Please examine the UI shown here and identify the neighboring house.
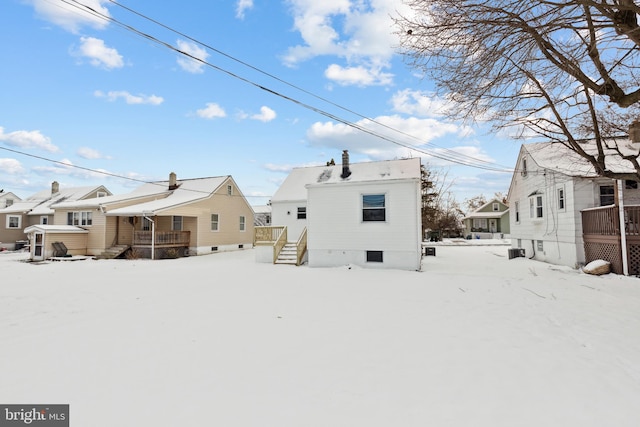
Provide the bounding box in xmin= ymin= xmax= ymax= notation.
xmin=30 ymin=173 xmax=254 ymax=261
xmin=252 ymin=205 xmax=272 ymax=226
xmin=0 ymin=190 xmax=21 ymax=209
xmin=0 ymin=182 xmax=110 ymax=251
xmin=264 ymin=151 xmax=423 ymax=270
xmin=508 ymin=138 xmax=640 ymax=273
xmin=462 ymin=198 xmax=510 ymax=238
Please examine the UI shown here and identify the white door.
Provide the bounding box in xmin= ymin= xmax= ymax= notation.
xmin=489 ymin=219 xmax=497 ymax=233
xmin=33 ymin=232 xmax=44 ymax=261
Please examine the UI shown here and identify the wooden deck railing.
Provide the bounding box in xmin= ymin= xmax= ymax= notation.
xmin=582 ymin=205 xmax=640 ymax=236
xmin=133 ymin=231 xmax=190 ymax=246
xmin=254 ymin=226 xmax=286 ymax=245
xmin=296 ymin=227 xmax=307 ymax=266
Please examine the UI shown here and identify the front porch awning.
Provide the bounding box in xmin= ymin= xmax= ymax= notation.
xmin=24 ymin=225 xmax=89 ymax=234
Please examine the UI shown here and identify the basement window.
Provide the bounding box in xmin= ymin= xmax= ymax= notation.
xmin=366 ymin=250 xmax=383 ymax=263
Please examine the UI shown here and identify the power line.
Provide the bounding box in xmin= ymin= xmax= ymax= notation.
xmin=58 ymin=0 xmax=514 ymax=173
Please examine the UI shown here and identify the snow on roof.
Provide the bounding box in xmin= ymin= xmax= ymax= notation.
xmin=0 ymin=186 xmax=109 ymax=215
xmin=105 ymin=176 xmax=229 ymax=216
xmin=272 ymin=157 xmax=421 ymax=202
xmin=252 ymin=205 xmax=271 ymax=214
xmin=23 ymin=224 xmax=89 ymax=234
xmin=525 ymin=138 xmax=639 ymax=177
xmin=463 ymin=210 xmax=509 ymax=220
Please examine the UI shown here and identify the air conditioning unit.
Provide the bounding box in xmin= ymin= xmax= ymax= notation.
xmin=508 ymin=248 xmax=525 ymax=259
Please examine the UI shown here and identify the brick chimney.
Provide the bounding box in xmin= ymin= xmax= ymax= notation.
xmin=630 ymin=120 xmax=640 ymax=144
xmin=51 ymin=181 xmax=59 ymax=195
xmin=340 ymin=150 xmax=351 ymax=179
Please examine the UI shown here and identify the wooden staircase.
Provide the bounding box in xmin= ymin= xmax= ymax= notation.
xmin=96 ymin=245 xmax=130 ymax=260
xmin=275 ymin=243 xmax=299 ymax=265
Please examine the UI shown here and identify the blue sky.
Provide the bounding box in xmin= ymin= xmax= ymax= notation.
xmin=1 ymin=0 xmax=519 ymax=207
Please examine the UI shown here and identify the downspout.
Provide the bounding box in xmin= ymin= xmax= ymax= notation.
xmin=617 ymin=180 xmax=629 ymax=275
xmin=143 ymin=213 xmax=155 ymax=260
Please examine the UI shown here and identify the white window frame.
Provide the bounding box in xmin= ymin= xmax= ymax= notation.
xmin=297 ymin=207 xmax=306 ymax=219
xmin=362 ymin=193 xmax=386 ymax=222
xmin=239 ymin=215 xmax=246 ymax=231
xmin=40 ymin=216 xmax=48 ymax=225
xmin=557 ymin=187 xmax=566 ymax=211
xmin=599 ymin=185 xmax=615 ymax=206
xmin=514 ymin=201 xmax=520 ymax=224
xmin=67 ymin=211 xmax=92 ymax=226
xmin=6 ymin=215 xmax=21 ymax=229
xmin=472 ymin=218 xmax=488 ymax=229
xmin=492 ymin=202 xmax=499 ymax=211
xmin=521 ymin=158 xmax=528 ymax=177
xmin=211 ymin=213 xmax=219 ymax=231
xmin=227 ymin=185 xmax=233 ymax=196
xmin=529 ymin=195 xmax=543 ymax=219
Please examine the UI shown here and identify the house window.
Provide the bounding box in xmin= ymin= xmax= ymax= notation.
xmin=297 ymin=207 xmax=306 ymax=219
xmin=366 ymin=250 xmax=383 ymax=263
xmin=529 ymin=195 xmax=543 ymax=218
xmin=7 ymin=215 xmax=21 ymax=229
xmin=40 ymin=216 xmax=48 ymax=225
xmin=142 ymin=217 xmax=152 ymax=231
xmin=558 ymin=188 xmax=565 ymax=210
xmin=6 ymin=199 xmax=13 ymax=207
xmin=211 ymin=214 xmax=219 ymax=231
xmin=517 ymin=239 xmax=522 ymax=248
xmin=521 ymin=159 xmax=528 ymax=177
xmin=626 ymin=180 xmax=638 ymax=189
xmin=363 ymin=194 xmax=386 ymax=222
xmin=515 ymin=201 xmax=520 ymax=223
xmin=239 ymin=216 xmax=246 ymax=231
xmin=473 ymin=218 xmax=487 ymax=229
xmin=67 ymin=211 xmax=92 ymax=226
xmin=227 ymin=185 xmax=233 ymax=196
xmin=599 ymin=185 xmax=615 ymax=206
xmin=492 ymin=203 xmax=499 ymax=211
xmin=172 ymin=216 xmax=183 ymax=231
xmin=97 ymin=191 xmax=107 ymax=197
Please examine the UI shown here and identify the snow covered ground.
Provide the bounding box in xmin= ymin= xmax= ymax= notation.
xmin=1 ymin=242 xmax=639 ymax=426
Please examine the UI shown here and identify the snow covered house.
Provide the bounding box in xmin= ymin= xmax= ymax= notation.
xmin=0 ymin=190 xmax=20 ymax=209
xmin=462 ymin=198 xmax=510 ymax=239
xmin=508 ymin=138 xmax=640 ymax=274
xmin=261 ymin=151 xmax=422 ymax=270
xmin=0 ymin=182 xmax=110 ymax=251
xmin=34 ymin=173 xmax=255 ymax=261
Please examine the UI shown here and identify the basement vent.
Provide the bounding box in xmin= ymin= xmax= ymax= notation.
xmin=211 ymin=247 xmax=218 ymax=251
xmin=366 ymin=251 xmax=383 ymax=263
xmin=238 ymin=244 xmax=244 ymax=249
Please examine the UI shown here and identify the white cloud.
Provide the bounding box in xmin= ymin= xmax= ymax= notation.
xmin=30 ymin=0 xmax=110 ymax=33
xmin=77 ymin=147 xmax=111 ymax=160
xmin=282 ymin=0 xmax=411 ymax=86
xmin=94 ymin=90 xmax=164 ymax=105
xmin=0 ymin=127 xmax=59 ymax=153
xmin=306 ymin=114 xmax=465 ymax=160
xmin=0 ymin=158 xmax=25 ymax=175
xmin=251 ymin=106 xmax=277 ymax=122
xmin=325 ymin=63 xmax=393 ymax=87
xmin=236 ymin=0 xmax=254 ymax=19
xmin=73 ymin=37 xmax=124 ymax=69
xmin=196 ymin=103 xmax=227 ymax=119
xmin=176 ymin=40 xmax=209 ymax=74
xmin=390 ymin=89 xmax=454 ymax=117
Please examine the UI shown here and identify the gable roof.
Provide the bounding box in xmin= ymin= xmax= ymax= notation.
xmin=522 ymin=137 xmax=637 ymax=178
xmin=0 ymin=185 xmax=111 ymax=215
xmin=462 ymin=198 xmax=509 ymax=220
xmin=104 ymin=176 xmax=232 ymax=216
xmin=272 ymin=157 xmax=421 ymax=202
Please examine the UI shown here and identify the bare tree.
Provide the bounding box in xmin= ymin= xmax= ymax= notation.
xmin=394 ymin=0 xmax=640 ymax=180
xmin=421 ymin=164 xmax=464 ymax=238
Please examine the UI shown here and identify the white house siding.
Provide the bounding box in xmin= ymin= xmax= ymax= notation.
xmin=270 ymin=200 xmax=308 ymax=242
xmin=306 ymin=180 xmax=421 ymax=271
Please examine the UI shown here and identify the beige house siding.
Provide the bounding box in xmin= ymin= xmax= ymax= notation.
xmin=1 ymin=213 xmax=28 ymax=245
xmin=53 ymin=233 xmax=89 ymax=256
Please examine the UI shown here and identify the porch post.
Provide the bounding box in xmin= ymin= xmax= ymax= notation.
xmin=617 ymin=180 xmax=629 ymax=275
xmin=143 ymin=213 xmax=155 ymax=260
